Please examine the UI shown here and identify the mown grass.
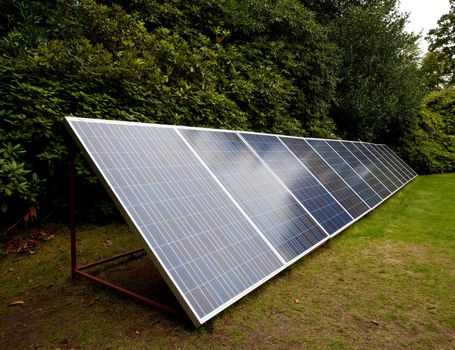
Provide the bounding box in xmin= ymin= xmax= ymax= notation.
xmin=0 ymin=174 xmax=454 ymax=349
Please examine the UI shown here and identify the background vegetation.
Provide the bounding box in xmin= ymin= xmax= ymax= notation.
xmin=0 ymin=0 xmax=454 ymax=229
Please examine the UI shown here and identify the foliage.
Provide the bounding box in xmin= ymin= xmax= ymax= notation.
xmin=0 ymin=0 xmax=445 ymax=227
xmin=0 ymin=0 xmax=338 ymax=225
xmin=426 ymin=0 xmax=455 ymax=88
xmin=0 ymin=143 xmax=42 ymax=214
xmin=421 ymin=51 xmax=447 ymax=91
xmin=404 ymin=88 xmax=455 ymax=174
xmin=325 ymin=0 xmax=425 ymax=144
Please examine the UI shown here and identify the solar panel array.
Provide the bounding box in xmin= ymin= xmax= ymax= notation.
xmin=66 ymin=117 xmax=417 ymax=326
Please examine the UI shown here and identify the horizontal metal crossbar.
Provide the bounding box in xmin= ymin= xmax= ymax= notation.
xmin=69 ymin=143 xmax=185 ymax=321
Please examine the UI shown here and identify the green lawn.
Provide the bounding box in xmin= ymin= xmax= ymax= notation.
xmin=1 ymin=174 xmax=454 ymax=349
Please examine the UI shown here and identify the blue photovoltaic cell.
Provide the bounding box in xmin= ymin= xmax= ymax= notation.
xmin=240 ymin=133 xmax=352 ymax=235
xmin=180 ymin=129 xmax=328 ymax=262
xmin=280 ymin=137 xmax=369 ymax=219
xmin=341 ymin=141 xmax=397 ymax=192
xmin=354 ymin=142 xmax=402 ymax=189
xmin=362 ymin=143 xmax=407 ymax=185
xmin=379 ymin=145 xmax=416 ymax=180
xmin=389 ymin=145 xmax=418 ymax=178
xmin=326 ymin=140 xmax=391 ymax=199
xmin=66 ymin=119 xmax=283 ymax=325
xmin=373 ymin=145 xmax=412 ymax=182
xmin=306 ymin=139 xmax=381 ymax=208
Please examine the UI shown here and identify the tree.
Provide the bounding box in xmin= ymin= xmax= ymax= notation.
xmin=326 ymin=0 xmax=424 ymax=145
xmin=426 ymin=0 xmax=455 ymax=88
xmin=421 ymin=51 xmax=446 ymax=91
xmin=404 ymin=88 xmax=455 ymax=174
xmin=219 ymin=0 xmax=339 ymax=136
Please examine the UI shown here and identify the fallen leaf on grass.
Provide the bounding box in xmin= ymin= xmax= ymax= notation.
xmin=6 ymin=238 xmax=39 ymax=254
xmin=427 ymin=306 xmax=437 ymax=313
xmin=8 ymin=300 xmax=25 ymax=306
xmin=294 ymin=298 xmax=301 ymax=304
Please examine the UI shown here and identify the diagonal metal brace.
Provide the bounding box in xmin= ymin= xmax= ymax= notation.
xmin=68 ymin=142 xmax=184 ymax=320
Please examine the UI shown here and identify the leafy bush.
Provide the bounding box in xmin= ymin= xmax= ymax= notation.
xmin=0 ymin=0 xmax=338 ymax=226
xmin=0 ymin=143 xmax=42 ymax=214
xmin=326 ymin=0 xmax=424 ymax=145
xmin=0 ymin=0 xmax=437 ymax=228
xmin=404 ymin=88 xmax=455 ymax=174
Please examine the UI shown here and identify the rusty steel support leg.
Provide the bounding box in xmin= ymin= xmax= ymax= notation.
xmin=73 ymin=248 xmax=183 ymax=318
xmin=76 ymin=248 xmax=146 ymax=271
xmin=67 ymin=143 xmax=184 ymax=319
xmin=73 ymin=269 xmax=183 ymax=317
xmin=69 ymin=141 xmax=77 ymax=278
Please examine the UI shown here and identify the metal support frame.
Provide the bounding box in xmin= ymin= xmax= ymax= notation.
xmin=68 ymin=142 xmax=184 ymax=319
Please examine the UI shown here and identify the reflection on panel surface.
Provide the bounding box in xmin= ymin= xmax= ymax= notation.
xmin=362 ymin=143 xmax=406 ymax=185
xmin=326 ymin=140 xmax=391 ymax=199
xmin=373 ymin=145 xmax=412 ymax=182
xmin=306 ymin=140 xmax=381 ymax=208
xmin=354 ymin=143 xmax=402 ymax=189
xmin=280 ymin=137 xmax=369 ymax=219
xmin=341 ymin=141 xmax=397 ymax=193
xmin=242 ymin=133 xmax=352 ymax=233
xmin=181 ymin=129 xmax=328 ymax=262
xmin=67 ymin=119 xmax=283 ymax=324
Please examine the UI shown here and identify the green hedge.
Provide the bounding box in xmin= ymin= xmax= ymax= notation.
xmin=0 ymin=0 xmax=338 ymax=226
xmin=404 ymin=88 xmax=455 ymax=174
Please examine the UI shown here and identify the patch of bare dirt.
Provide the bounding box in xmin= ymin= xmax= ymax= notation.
xmin=0 ymin=288 xmax=83 ymax=349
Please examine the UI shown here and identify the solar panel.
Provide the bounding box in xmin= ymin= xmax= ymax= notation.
xmin=66 ymin=118 xmax=284 ymax=326
xmin=280 ymin=137 xmax=369 ymax=219
xmin=305 ymin=139 xmax=382 ymax=208
xmin=361 ymin=143 xmax=407 ymax=185
xmin=379 ymin=145 xmax=417 ymax=180
xmin=238 ymin=133 xmax=352 ymax=235
xmin=373 ymin=145 xmax=412 ymax=182
xmin=341 ymin=141 xmax=398 ymax=192
xmin=180 ymin=129 xmax=328 ymax=262
xmin=325 ymin=140 xmax=391 ymax=199
xmin=66 ymin=117 xmax=417 ymax=326
xmin=355 ymin=142 xmax=403 ymax=189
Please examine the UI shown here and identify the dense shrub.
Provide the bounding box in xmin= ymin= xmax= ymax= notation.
xmin=326 ymin=0 xmax=425 ymax=145
xmin=0 ymin=0 xmax=338 ymax=226
xmin=403 ymin=88 xmax=455 ymax=174
xmin=1 ymin=0 xmax=451 ymax=229
xmin=0 ymin=143 xmax=42 ymax=214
